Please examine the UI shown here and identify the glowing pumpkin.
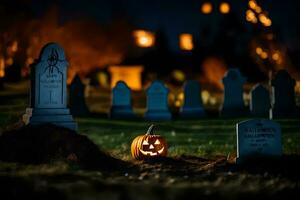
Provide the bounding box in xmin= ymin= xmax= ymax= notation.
xmin=131 ymin=125 xmax=168 ymax=160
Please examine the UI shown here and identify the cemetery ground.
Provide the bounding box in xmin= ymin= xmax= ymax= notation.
xmin=1 ymin=83 xmax=300 ymax=199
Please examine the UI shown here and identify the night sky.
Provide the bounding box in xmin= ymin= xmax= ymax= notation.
xmin=23 ymin=0 xmax=300 ymax=51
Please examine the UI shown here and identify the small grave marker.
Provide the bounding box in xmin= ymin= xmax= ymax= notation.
xmin=110 ymin=81 xmax=135 ymax=119
xmin=220 ymin=68 xmax=247 ymax=117
xmin=236 ymin=119 xmax=282 ymax=163
xmin=145 ymin=80 xmax=171 ymax=120
xmin=180 ymin=80 xmax=205 ymax=118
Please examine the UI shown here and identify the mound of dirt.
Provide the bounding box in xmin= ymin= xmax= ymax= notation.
xmin=0 ymin=124 xmax=131 ymax=172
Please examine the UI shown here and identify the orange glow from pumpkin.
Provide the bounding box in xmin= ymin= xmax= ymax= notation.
xmin=133 ymin=30 xmax=155 ymax=48
xmin=108 ymin=65 xmax=144 ymax=90
xmin=179 ymin=33 xmax=194 ymax=51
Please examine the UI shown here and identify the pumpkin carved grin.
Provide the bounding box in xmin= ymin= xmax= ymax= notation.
xmin=138 ymin=146 xmax=165 ymax=156
xmin=131 ymin=124 xmax=168 ymax=160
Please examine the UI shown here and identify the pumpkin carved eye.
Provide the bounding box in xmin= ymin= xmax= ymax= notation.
xmin=154 ymin=139 xmax=160 ymax=145
xmin=142 ymin=140 xmax=149 ymax=145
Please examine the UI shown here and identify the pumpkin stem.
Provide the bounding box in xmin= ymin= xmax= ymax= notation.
xmin=146 ymin=124 xmax=155 ymax=135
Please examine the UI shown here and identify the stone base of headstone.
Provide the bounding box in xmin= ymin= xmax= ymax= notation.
xmin=220 ymin=107 xmax=248 ymax=118
xmin=28 ymin=108 xmax=78 ymax=131
xmin=110 ymin=106 xmax=135 ymax=119
xmin=145 ymin=110 xmax=172 ymax=121
xmin=70 ymin=105 xmax=89 ymax=117
xmin=180 ymin=107 xmax=205 ymax=119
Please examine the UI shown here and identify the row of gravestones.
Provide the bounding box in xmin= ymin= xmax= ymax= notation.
xmin=27 ymin=43 xmax=297 ymax=128
xmin=24 ymin=43 xmax=298 ymax=128
xmin=24 ymin=43 xmax=283 ymax=163
xmin=79 ymin=68 xmax=296 ymax=120
xmin=221 ymin=68 xmax=298 ymax=118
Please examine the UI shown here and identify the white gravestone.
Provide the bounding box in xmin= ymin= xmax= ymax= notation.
xmin=250 ymin=84 xmax=270 ymax=117
xmin=236 ymin=119 xmax=282 ymax=163
xmin=180 ymin=80 xmax=205 ymax=118
xmin=220 ymin=68 xmax=247 ymax=117
xmin=27 ymin=43 xmax=77 ymax=130
xmin=110 ymin=81 xmax=135 ymax=119
xmin=145 ymin=80 xmax=171 ymax=120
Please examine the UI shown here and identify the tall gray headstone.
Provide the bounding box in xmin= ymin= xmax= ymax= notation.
xmin=27 ymin=43 xmax=77 ymax=130
xmin=145 ymin=80 xmax=171 ymax=120
xmin=69 ymin=74 xmax=89 ymax=116
xmin=180 ymin=80 xmax=205 ymax=118
xmin=220 ymin=68 xmax=247 ymax=117
xmin=110 ymin=81 xmax=135 ymax=119
xmin=250 ymin=84 xmax=270 ymax=117
xmin=236 ymin=119 xmax=282 ymax=163
xmin=271 ymin=70 xmax=297 ymax=118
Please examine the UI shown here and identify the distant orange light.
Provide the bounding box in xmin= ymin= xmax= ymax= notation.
xmin=219 ymin=2 xmax=230 ymax=14
xmin=246 ymin=9 xmax=257 ymax=23
xmin=6 ymin=58 xmax=13 ymax=65
xmin=272 ymin=52 xmax=280 ymax=61
xmin=201 ymin=2 xmax=213 ymax=14
xmin=256 ymin=47 xmax=263 ymax=55
xmin=261 ymin=52 xmax=268 ymax=59
xmin=108 ymin=65 xmax=144 ymax=90
xmin=0 ymin=58 xmax=5 ymax=78
xmin=248 ymin=0 xmax=257 ymax=9
xmin=11 ymin=40 xmax=18 ymax=52
xmin=179 ymin=33 xmax=194 ymax=51
xmin=133 ymin=30 xmax=155 ymax=48
xmin=254 ymin=6 xmax=262 ymax=13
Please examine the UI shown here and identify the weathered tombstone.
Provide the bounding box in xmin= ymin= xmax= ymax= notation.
xmin=145 ymin=80 xmax=172 ymax=120
xmin=26 ymin=43 xmax=77 ymax=130
xmin=270 ymin=70 xmax=297 ymax=118
xmin=220 ymin=68 xmax=247 ymax=117
xmin=69 ymin=74 xmax=89 ymax=116
xmin=236 ymin=119 xmax=282 ymax=164
xmin=110 ymin=81 xmax=135 ymax=119
xmin=250 ymin=84 xmax=270 ymax=117
xmin=180 ymin=80 xmax=205 ymax=118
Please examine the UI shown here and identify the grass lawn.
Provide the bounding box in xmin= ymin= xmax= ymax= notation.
xmin=1 ymin=84 xmax=300 ymax=199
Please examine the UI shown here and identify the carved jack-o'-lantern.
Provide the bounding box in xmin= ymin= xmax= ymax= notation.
xmin=131 ymin=125 xmax=168 ymax=160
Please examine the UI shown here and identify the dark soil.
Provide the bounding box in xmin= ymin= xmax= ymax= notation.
xmin=1 ymin=124 xmax=300 ymax=200
xmin=0 ymin=124 xmax=131 ymax=172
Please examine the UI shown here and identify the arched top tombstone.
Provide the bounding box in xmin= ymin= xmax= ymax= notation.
xmin=110 ymin=80 xmax=134 ymax=119
xmin=182 ymin=80 xmax=203 ymax=107
xmin=28 ymin=42 xmax=77 ymax=130
xmin=250 ymin=84 xmax=270 ymax=116
xmin=145 ymin=80 xmax=171 ymax=120
xmin=222 ymin=68 xmax=246 ymax=85
xmin=272 ymin=69 xmax=295 ymax=87
xmin=70 ymin=74 xmax=84 ymax=90
xmin=220 ymin=68 xmax=247 ymax=117
xmin=146 ymin=80 xmax=169 ymax=94
xmin=112 ymin=81 xmax=131 ymax=106
xmin=113 ymin=80 xmax=130 ymax=91
xmin=32 ymin=42 xmax=68 ymax=109
xmin=270 ymin=69 xmax=297 ymax=118
xmin=39 ymin=43 xmax=66 ymax=61
xmin=180 ymin=80 xmax=205 ymax=118
xmin=251 ymin=84 xmax=268 ymax=94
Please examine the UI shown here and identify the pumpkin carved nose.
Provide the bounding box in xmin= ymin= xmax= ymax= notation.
xmin=149 ymin=144 xmax=154 ymax=149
